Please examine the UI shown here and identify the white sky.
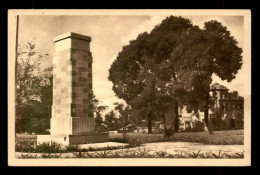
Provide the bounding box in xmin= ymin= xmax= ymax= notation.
xmin=18 ymin=15 xmax=246 ymax=112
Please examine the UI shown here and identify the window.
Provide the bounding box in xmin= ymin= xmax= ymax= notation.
xmin=211 ymin=118 xmax=216 ymax=128
xmin=221 ymin=103 xmax=225 ymax=110
xmin=225 ymin=103 xmax=228 ymax=111
xmin=232 ymin=104 xmax=235 ymax=110
xmin=239 ymin=104 xmax=243 ymax=110
xmin=230 ymin=119 xmax=235 ymax=128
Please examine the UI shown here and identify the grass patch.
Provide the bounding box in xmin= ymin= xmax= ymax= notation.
xmin=109 ymin=130 xmax=244 ymax=145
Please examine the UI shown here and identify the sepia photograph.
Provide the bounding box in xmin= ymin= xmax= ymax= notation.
xmin=8 ymin=9 xmax=251 ymax=166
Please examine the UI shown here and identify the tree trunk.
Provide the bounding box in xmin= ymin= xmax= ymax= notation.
xmin=162 ymin=113 xmax=168 ymax=138
xmin=147 ymin=111 xmax=152 ymax=134
xmin=204 ymin=106 xmax=209 ymax=129
xmin=122 ymin=125 xmax=127 ymax=140
xmin=162 ymin=113 xmax=174 ymax=139
xmin=204 ymin=92 xmax=213 ymax=134
xmin=174 ymin=103 xmax=179 ymax=133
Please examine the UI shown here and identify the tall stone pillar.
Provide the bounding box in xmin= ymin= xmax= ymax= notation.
xmin=37 ymin=32 xmax=108 ymax=145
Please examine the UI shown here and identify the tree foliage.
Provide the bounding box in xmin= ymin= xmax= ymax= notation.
xmin=16 ymin=41 xmax=52 ymax=133
xmin=109 ymin=16 xmax=242 ymax=135
xmin=104 ymin=110 xmax=118 ymax=131
xmin=89 ymin=92 xmax=108 ymax=127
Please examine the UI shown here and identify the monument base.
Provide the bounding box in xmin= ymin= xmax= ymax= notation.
xmin=37 ymin=133 xmax=109 ymax=145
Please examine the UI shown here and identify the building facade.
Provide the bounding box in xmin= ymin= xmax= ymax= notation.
xmin=179 ymin=83 xmax=244 ymax=131
xmin=209 ymin=83 xmax=244 ymax=130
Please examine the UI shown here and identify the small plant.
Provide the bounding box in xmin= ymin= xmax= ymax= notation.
xmin=85 ymin=152 xmax=96 ymax=158
xmin=127 ymin=138 xmax=142 ymax=147
xmin=41 ymin=153 xmax=62 ymax=158
xmin=184 ymin=150 xmax=201 ymax=158
xmin=200 ymin=152 xmax=213 ymax=158
xmin=94 ymin=150 xmax=112 ymax=158
xmin=118 ymin=148 xmax=131 ymax=157
xmin=17 ymin=153 xmax=38 ymax=159
xmin=173 ymin=151 xmax=189 ymax=158
xmin=136 ymin=148 xmax=152 ymax=157
xmin=86 ymin=146 xmax=96 ymax=152
xmin=35 ymin=141 xmax=62 ymax=153
xmin=234 ymin=152 xmax=244 ymax=158
xmin=66 ymin=144 xmax=80 ymax=152
xmin=155 ymin=151 xmax=168 ymax=158
xmin=72 ymin=149 xmax=86 ymax=158
xmin=123 ymin=151 xmax=137 ymax=158
xmin=211 ymin=150 xmax=223 ymax=159
xmin=166 ymin=153 xmax=177 ymax=158
xmin=222 ymin=153 xmax=233 ymax=158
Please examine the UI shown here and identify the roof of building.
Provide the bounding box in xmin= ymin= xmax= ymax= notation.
xmin=211 ymin=83 xmax=229 ymax=91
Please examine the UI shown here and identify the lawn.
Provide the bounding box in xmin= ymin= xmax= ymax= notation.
xmin=15 ymin=129 xmax=244 ymax=158
xmin=16 ymin=129 xmax=244 ymax=145
xmin=109 ymin=129 xmax=244 ymax=145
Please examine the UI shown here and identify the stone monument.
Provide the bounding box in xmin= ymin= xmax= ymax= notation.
xmin=37 ymin=32 xmax=109 ymax=145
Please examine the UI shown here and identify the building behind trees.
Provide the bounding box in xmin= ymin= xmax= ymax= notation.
xmin=178 ymin=83 xmax=244 ymax=131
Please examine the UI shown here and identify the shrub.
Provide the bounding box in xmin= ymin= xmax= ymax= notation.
xmin=41 ymin=153 xmax=62 ymax=158
xmin=15 ymin=139 xmax=36 ymax=152
xmin=152 ymin=129 xmax=164 ymax=134
xmin=193 ymin=121 xmax=205 ymax=132
xmin=184 ymin=121 xmax=205 ymax=132
xmin=66 ymin=144 xmax=81 ymax=152
xmin=135 ymin=148 xmax=152 ymax=158
xmin=109 ymin=137 xmax=128 ymax=143
xmin=35 ymin=141 xmax=62 ymax=153
xmin=126 ymin=137 xmax=142 ymax=147
xmin=155 ymin=151 xmax=168 ymax=158
xmin=72 ymin=149 xmax=87 ymax=158
xmin=110 ymin=136 xmax=142 ymax=148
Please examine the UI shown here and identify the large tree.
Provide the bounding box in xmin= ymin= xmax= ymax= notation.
xmin=24 ymin=75 xmax=53 ymax=134
xmin=170 ymin=20 xmax=243 ymax=132
xmin=109 ymin=16 xmax=192 ymax=137
xmin=16 ymin=41 xmax=52 ymax=133
xmin=109 ymin=16 xmax=242 ymax=136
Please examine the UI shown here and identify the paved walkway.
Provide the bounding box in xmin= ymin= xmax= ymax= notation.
xmin=123 ymin=142 xmax=244 ymax=154
xmin=79 ymin=142 xmax=128 ymax=149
